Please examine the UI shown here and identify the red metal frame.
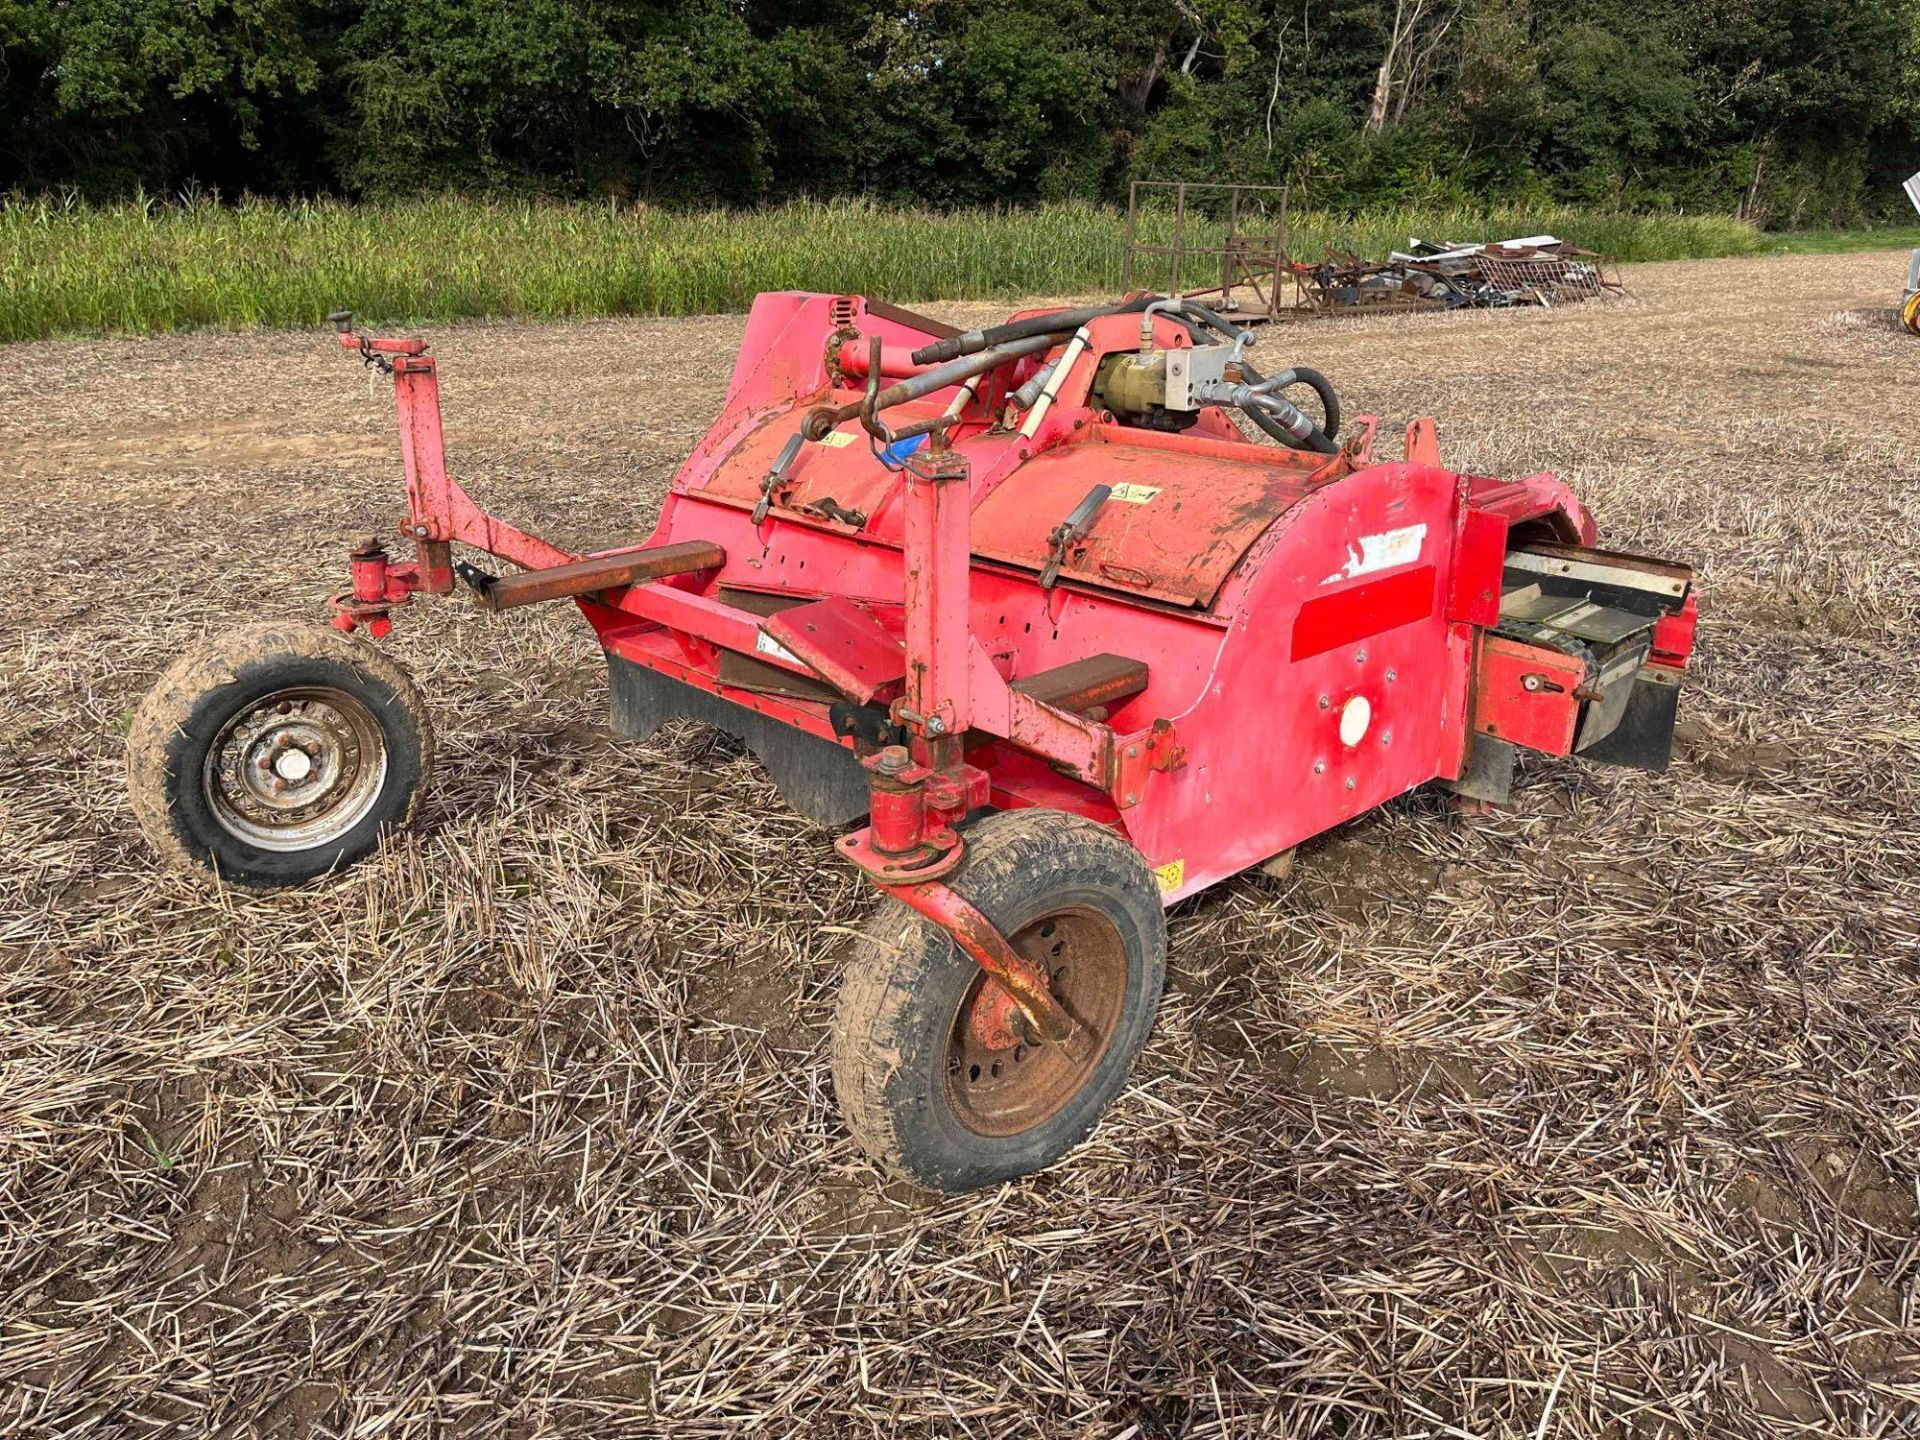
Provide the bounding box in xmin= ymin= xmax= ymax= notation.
xmin=329 ymin=293 xmax=1691 ymax=1017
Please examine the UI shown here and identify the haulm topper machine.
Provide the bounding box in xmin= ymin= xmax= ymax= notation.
xmin=129 ymin=293 xmax=1698 ymax=1191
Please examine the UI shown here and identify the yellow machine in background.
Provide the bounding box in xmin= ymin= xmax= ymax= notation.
xmin=1904 ymin=172 xmax=1920 ymax=336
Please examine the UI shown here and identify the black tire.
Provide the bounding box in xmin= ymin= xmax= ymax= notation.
xmin=830 ymin=809 xmax=1167 ymax=1191
xmin=127 ymin=621 xmax=433 ymax=888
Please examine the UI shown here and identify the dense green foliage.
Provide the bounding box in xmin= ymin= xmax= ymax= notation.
xmin=0 ymin=195 xmax=1765 ymax=342
xmin=1 ymin=0 xmax=1914 ymax=225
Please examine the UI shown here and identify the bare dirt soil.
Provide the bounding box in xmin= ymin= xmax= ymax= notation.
xmin=2 ymin=251 xmax=1917 ymax=1437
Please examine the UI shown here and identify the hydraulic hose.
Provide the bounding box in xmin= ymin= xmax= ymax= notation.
xmin=1158 ymin=299 xmax=1245 ymax=345
xmin=1235 ymin=359 xmax=1340 ymax=453
xmin=802 ymin=329 xmax=1067 ymax=441
xmin=1282 ymin=366 xmax=1341 ymax=441
xmin=1243 ymin=362 xmax=1340 ymax=441
xmin=911 ymin=296 xmax=1160 ymax=366
xmin=1148 ymin=297 xmax=1341 ymax=451
xmin=1009 ymin=359 xmax=1058 ymax=411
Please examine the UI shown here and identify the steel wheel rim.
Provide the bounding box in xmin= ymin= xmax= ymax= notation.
xmin=944 ymin=905 xmax=1128 ymax=1139
xmin=202 ymin=685 xmax=388 ymax=852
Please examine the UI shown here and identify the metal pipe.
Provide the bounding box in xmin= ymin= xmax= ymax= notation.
xmin=878 ymin=372 xmax=990 ymax=443
xmin=1009 ymin=359 xmax=1057 ymax=411
xmin=803 ymin=331 xmax=1064 ymax=441
xmin=1142 ymin=295 xmax=1255 ymax=354
xmin=1018 ymin=327 xmax=1092 ymax=439
xmin=1139 ymin=297 xmax=1183 ymax=353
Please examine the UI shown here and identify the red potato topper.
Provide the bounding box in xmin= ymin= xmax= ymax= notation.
xmin=128 ymin=292 xmax=1697 ymax=1192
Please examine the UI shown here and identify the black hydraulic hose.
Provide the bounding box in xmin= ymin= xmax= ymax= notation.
xmin=911 ymin=296 xmax=1159 ymax=365
xmin=1161 ymin=301 xmax=1342 ymax=449
xmin=1237 ymin=393 xmax=1314 ymax=451
xmin=1277 ymin=365 xmax=1341 ymax=441
xmin=1161 ymin=299 xmax=1243 ymax=342
xmin=1236 ymin=359 xmax=1339 ymax=454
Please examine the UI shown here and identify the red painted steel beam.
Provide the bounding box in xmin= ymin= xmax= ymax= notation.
xmin=884 ymin=878 xmax=1092 ymax=1059
xmin=604 ymin=582 xmax=821 ymax=681
xmin=477 ymin=541 xmax=725 ymax=612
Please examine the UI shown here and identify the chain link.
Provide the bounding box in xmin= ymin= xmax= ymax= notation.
xmin=355 ymin=335 xmax=395 ymax=374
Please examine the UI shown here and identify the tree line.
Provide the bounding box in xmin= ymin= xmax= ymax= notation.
xmin=2 ymin=0 xmax=1914 ymax=225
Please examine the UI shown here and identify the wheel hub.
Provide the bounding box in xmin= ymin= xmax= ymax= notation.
xmin=945 ymin=906 xmax=1127 ymax=1139
xmin=204 ymin=686 xmax=388 ymax=851
xmin=272 ymin=745 xmax=313 ymax=783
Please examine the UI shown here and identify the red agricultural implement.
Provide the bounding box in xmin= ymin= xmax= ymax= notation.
xmin=129 ymin=292 xmax=1698 ymax=1191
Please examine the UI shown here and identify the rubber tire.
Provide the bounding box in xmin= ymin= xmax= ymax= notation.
xmin=830 ymin=809 xmax=1167 ymax=1192
xmin=127 ymin=621 xmax=433 ymax=888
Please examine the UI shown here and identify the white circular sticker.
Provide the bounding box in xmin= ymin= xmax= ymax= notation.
xmin=1339 ymin=695 xmax=1372 ymax=747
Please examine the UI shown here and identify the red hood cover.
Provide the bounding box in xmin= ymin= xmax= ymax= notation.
xmin=969 ymin=439 xmax=1316 ymax=607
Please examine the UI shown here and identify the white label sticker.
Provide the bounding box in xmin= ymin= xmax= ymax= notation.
xmin=1322 ymin=522 xmax=1427 ymax=584
xmin=755 ymin=630 xmax=802 ymax=664
xmin=817 ymin=430 xmax=855 ymax=448
xmin=1110 ymin=482 xmax=1161 ymax=505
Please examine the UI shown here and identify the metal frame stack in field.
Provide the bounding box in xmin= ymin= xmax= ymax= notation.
xmin=1120 ymin=179 xmax=1296 ymax=319
xmin=1121 ymin=178 xmax=1624 ymax=322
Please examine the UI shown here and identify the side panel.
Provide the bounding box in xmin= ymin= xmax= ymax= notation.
xmin=605 ymin=647 xmax=871 ymax=826
xmin=1116 ymin=465 xmax=1472 ymax=899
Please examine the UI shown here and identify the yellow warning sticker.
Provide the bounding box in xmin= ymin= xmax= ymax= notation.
xmin=818 ymin=430 xmax=856 ymax=448
xmin=1153 ymin=859 xmax=1185 ymax=894
xmin=1110 ymin=482 xmax=1162 ymax=504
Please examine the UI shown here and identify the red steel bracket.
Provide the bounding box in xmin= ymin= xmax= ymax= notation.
xmin=764 ymin=595 xmax=906 ymax=706
xmin=880 ymin=877 xmax=1092 ymax=1060
xmin=1110 ymin=718 xmax=1185 ymax=809
xmin=1652 ymin=592 xmax=1699 ymax=669
xmin=1473 ymin=635 xmax=1587 ymax=754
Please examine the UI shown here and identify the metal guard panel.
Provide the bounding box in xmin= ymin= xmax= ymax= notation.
xmin=605 ymin=650 xmax=870 ymax=827
xmin=969 ymin=443 xmax=1315 ymax=608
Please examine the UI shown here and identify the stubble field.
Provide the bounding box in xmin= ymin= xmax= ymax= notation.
xmin=2 ymin=249 xmax=1917 ymax=1437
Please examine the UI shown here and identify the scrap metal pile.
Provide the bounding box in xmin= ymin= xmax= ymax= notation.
xmin=1287 ymin=234 xmax=1622 ymax=314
